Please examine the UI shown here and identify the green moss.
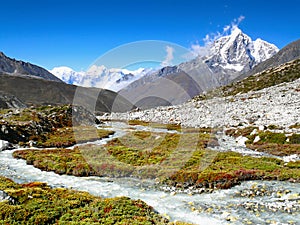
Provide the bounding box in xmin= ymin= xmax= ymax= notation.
xmin=0 ymin=176 xmax=188 ymax=225
xmin=34 ymin=126 xmax=114 ymax=148
xmin=258 ymin=131 xmax=287 ymax=144
xmin=106 ymin=131 xmax=180 ymax=166
xmin=128 ymin=120 xmax=181 ymax=131
xmin=289 ymin=134 xmax=300 ymax=144
xmin=13 ymin=128 xmax=300 ymax=189
xmin=166 ymin=149 xmax=300 ymax=188
xmin=226 ymin=127 xmax=300 ymax=156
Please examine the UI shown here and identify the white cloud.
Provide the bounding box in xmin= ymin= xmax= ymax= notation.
xmin=237 ymin=15 xmax=245 ymax=24
xmin=190 ymin=43 xmax=210 ymax=57
xmin=223 ymin=25 xmax=231 ymax=33
xmin=161 ymin=45 xmax=174 ymax=67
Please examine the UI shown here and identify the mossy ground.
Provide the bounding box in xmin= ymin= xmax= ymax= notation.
xmin=14 ymin=128 xmax=300 ymax=189
xmin=226 ymin=127 xmax=300 ymax=156
xmin=0 ymin=176 xmax=193 ymax=225
xmin=33 ymin=126 xmax=114 ymax=148
xmin=128 ymin=120 xmax=182 ymax=131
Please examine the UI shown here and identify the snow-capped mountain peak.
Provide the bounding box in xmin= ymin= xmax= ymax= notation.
xmin=50 ymin=66 xmax=86 ymax=85
xmin=50 ymin=66 xmax=154 ymax=92
xmin=251 ymin=38 xmax=279 ymax=63
xmin=205 ymin=26 xmax=279 ymax=73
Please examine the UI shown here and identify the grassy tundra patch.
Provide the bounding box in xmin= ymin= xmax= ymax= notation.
xmin=14 ymin=128 xmax=300 ymax=189
xmin=0 ymin=176 xmax=194 ymax=225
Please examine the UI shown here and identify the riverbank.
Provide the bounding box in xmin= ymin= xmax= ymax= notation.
xmin=0 ymin=176 xmax=193 ymax=225
xmin=12 ymin=122 xmax=300 ymax=192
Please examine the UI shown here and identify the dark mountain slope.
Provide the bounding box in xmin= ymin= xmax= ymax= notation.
xmin=0 ymin=73 xmax=133 ymax=113
xmin=0 ymin=52 xmax=62 ymax=82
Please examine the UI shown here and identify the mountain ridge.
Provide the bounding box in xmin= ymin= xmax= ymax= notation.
xmin=236 ymin=39 xmax=300 ymax=81
xmin=118 ymin=27 xmax=279 ymax=108
xmin=0 ymin=52 xmax=62 ymax=82
xmin=0 ymin=72 xmax=134 ymax=112
xmin=50 ymin=66 xmax=153 ymax=92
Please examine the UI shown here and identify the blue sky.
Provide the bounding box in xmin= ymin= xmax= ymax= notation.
xmin=1 ymin=0 xmax=299 ymax=71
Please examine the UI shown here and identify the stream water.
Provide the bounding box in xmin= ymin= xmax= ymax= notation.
xmin=0 ymin=122 xmax=299 ymax=224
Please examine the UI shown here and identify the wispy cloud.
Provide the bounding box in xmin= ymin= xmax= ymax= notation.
xmin=161 ymin=45 xmax=174 ymax=67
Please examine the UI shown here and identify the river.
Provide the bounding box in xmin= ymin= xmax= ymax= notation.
xmin=0 ymin=121 xmax=299 ymax=224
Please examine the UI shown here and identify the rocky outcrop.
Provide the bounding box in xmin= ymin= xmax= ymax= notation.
xmin=237 ymin=39 xmax=300 ymax=81
xmin=0 ymin=105 xmax=100 ymax=144
xmin=0 ymin=92 xmax=26 ymax=109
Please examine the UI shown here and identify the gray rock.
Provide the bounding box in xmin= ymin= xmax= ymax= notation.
xmin=0 ymin=190 xmax=16 ymax=204
xmin=0 ymin=140 xmax=13 ymax=151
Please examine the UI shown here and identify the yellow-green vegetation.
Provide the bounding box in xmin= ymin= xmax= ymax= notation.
xmin=13 ymin=148 xmax=94 ymax=176
xmin=194 ymin=58 xmax=300 ymax=100
xmin=34 ymin=126 xmax=114 ymax=148
xmin=128 ymin=120 xmax=182 ymax=131
xmin=13 ymin=129 xmax=300 ymax=189
xmin=13 ymin=129 xmax=211 ymax=178
xmin=226 ymin=127 xmax=300 ymax=156
xmin=106 ymin=131 xmax=181 ymax=166
xmin=0 ymin=176 xmax=194 ymax=225
xmin=167 ymin=149 xmax=300 ymax=189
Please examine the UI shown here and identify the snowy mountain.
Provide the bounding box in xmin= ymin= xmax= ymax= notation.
xmin=50 ymin=66 xmax=153 ymax=92
xmin=204 ymin=26 xmax=279 ymax=75
xmin=118 ymin=26 xmax=279 ymax=108
xmin=204 ymin=26 xmax=279 ymax=73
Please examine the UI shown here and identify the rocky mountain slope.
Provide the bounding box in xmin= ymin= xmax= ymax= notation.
xmin=0 ymin=92 xmax=26 ymax=109
xmin=0 ymin=52 xmax=62 ymax=82
xmin=203 ymin=26 xmax=278 ymax=79
xmin=105 ymin=58 xmax=300 ymax=130
xmin=195 ymin=58 xmax=300 ymax=100
xmin=118 ymin=27 xmax=278 ymax=108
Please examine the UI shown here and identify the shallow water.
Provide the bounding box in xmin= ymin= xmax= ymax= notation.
xmin=0 ymin=122 xmax=299 ymax=224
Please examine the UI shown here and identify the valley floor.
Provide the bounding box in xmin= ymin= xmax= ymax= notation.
xmin=0 ymin=78 xmax=299 ymax=224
